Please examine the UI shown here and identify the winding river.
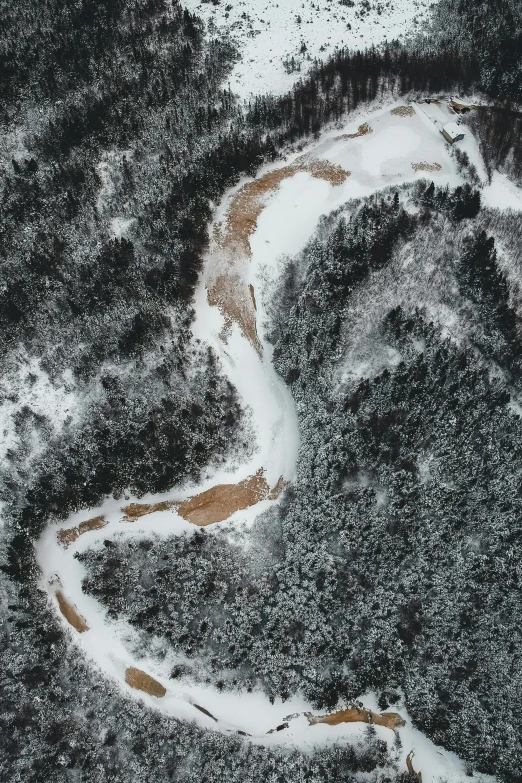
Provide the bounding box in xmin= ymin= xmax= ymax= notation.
xmin=35 ymin=103 xmax=489 ymax=782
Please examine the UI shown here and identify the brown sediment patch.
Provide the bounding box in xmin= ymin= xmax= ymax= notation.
xmin=336 ymin=123 xmax=373 ymax=140
xmin=177 ymin=469 xmax=281 ymax=526
xmin=306 ymin=705 xmax=405 ymax=731
xmin=125 ymin=667 xmax=166 ymax=698
xmin=209 ymin=158 xmax=348 ymax=349
xmin=406 ymin=751 xmax=423 ymax=782
xmin=57 ymin=515 xmax=107 ymax=547
xmin=449 ymin=100 xmax=476 ymax=113
xmin=219 ymin=158 xmax=349 ymax=256
xmin=249 ymin=283 xmax=257 ymax=311
xmin=193 ymin=704 xmax=218 ymax=721
xmin=119 ymin=472 xmax=284 ymax=528
xmin=411 ymin=161 xmax=442 ymax=172
xmin=268 ymin=476 xmax=287 ymax=499
xmin=122 ymin=500 xmax=178 ymax=522
xmin=56 ymin=590 xmax=89 ymax=632
xmin=391 ymin=105 xmax=415 ymax=117
xmin=208 ymin=273 xmax=262 ymax=354
xmin=266 ymin=722 xmax=289 ymax=734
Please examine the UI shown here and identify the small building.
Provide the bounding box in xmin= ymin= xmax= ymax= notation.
xmin=442 ymin=122 xmax=465 ymax=144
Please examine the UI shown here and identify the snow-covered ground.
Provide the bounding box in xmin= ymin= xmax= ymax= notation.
xmin=34 ymin=99 xmax=517 ymax=782
xmin=182 ymin=0 xmax=432 ymax=98
xmin=0 ymin=351 xmax=82 ymax=466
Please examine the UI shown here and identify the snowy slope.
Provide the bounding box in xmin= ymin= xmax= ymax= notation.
xmin=182 ymin=0 xmax=432 ymax=98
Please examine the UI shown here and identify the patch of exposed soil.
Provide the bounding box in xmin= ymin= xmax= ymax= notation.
xmin=57 ymin=515 xmax=107 ymax=547
xmin=56 ymin=590 xmax=89 ymax=632
xmin=336 ymin=123 xmax=373 ymax=140
xmin=219 ymin=158 xmax=349 ymax=256
xmin=118 ymin=472 xmax=284 ymax=527
xmin=125 ymin=667 xmax=166 ymax=698
xmin=268 ymin=476 xmax=287 ymax=499
xmin=122 ymin=500 xmax=178 ymax=522
xmin=208 ymin=158 xmax=349 ymax=349
xmin=406 ymin=751 xmax=423 ymax=782
xmin=411 ymin=161 xmax=442 ymax=172
xmin=193 ymin=704 xmax=218 ymax=721
xmin=249 ymin=283 xmax=257 ymax=311
xmin=449 ymin=100 xmax=476 ymax=113
xmin=306 ymin=705 xmax=405 ymax=731
xmin=267 ymin=722 xmax=289 ymax=734
xmin=208 ymin=273 xmax=262 ymax=354
xmin=177 ymin=468 xmax=279 ymax=526
xmin=391 ymin=105 xmax=415 ymax=117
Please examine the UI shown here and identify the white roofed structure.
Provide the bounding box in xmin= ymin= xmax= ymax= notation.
xmin=442 ymin=122 xmax=465 ymax=143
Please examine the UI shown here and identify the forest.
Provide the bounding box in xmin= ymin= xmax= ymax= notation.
xmin=1 ymin=0 xmax=522 ymax=780
xmin=80 ymin=182 xmax=522 ymax=781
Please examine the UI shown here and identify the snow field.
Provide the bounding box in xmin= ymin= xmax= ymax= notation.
xmin=182 ymin=0 xmax=433 ymax=98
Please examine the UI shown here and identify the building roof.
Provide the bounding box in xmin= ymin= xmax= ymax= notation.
xmin=443 ymin=122 xmax=465 ymax=139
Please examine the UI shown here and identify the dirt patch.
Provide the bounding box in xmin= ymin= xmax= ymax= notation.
xmin=249 ymin=283 xmax=257 ymax=311
xmin=208 ymin=273 xmax=262 ymax=354
xmin=177 ymin=469 xmax=279 ymax=526
xmin=56 ymin=590 xmax=89 ymax=632
xmin=306 ymin=705 xmax=405 ymax=731
xmin=57 ymin=515 xmax=107 ymax=547
xmin=122 ymin=500 xmax=178 ymax=522
xmin=449 ymin=100 xmax=476 ymax=113
xmin=411 ymin=161 xmax=442 ymax=172
xmin=406 ymin=751 xmax=422 ymax=782
xmin=391 ymin=105 xmax=415 ymax=117
xmin=268 ymin=476 xmax=287 ymax=499
xmin=219 ymin=158 xmax=349 ymax=257
xmin=125 ymin=667 xmax=166 ymax=698
xmin=267 ymin=722 xmax=289 ymax=734
xmin=208 ymin=159 xmax=349 ymax=349
xmin=193 ymin=704 xmax=218 ymax=721
xmin=119 ymin=472 xmax=284 ymax=527
xmin=336 ymin=123 xmax=373 ymax=140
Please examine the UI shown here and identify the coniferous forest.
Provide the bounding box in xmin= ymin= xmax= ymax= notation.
xmin=1 ymin=0 xmax=522 ymax=781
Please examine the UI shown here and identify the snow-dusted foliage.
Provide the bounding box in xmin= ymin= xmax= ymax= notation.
xmin=2 ymin=0 xmax=522 ymax=780
xmin=81 ymin=184 xmax=522 ymax=782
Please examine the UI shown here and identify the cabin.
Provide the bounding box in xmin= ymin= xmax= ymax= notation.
xmin=442 ymin=122 xmax=465 ymax=144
